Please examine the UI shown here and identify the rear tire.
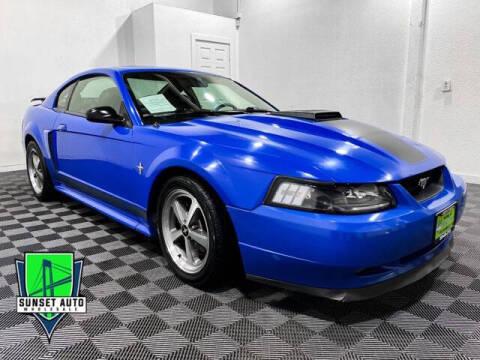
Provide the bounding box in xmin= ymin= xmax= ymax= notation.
xmin=156 ymin=176 xmax=232 ymax=288
xmin=26 ymin=141 xmax=55 ymax=201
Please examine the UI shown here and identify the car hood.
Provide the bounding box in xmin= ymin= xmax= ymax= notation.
xmin=169 ymin=113 xmax=444 ymax=183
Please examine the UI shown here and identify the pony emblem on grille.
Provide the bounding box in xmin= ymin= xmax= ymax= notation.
xmin=418 ymin=176 xmax=430 ymax=190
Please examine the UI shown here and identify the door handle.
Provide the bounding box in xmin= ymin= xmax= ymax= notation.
xmin=56 ymin=124 xmax=67 ymax=132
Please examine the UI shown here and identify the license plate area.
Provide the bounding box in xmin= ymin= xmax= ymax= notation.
xmin=434 ymin=203 xmax=456 ymax=243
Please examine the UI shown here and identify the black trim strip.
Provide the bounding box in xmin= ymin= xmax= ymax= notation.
xmin=58 ymin=174 xmax=146 ymax=220
xmin=66 ymin=81 xmax=78 ymax=110
xmin=247 ymin=240 xmax=452 ymax=302
xmin=47 ymin=132 xmax=57 ymax=171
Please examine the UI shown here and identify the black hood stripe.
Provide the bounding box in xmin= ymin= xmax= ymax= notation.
xmin=323 ymin=120 xmax=426 ymax=164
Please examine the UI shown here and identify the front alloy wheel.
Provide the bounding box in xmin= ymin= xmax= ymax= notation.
xmin=157 ymin=176 xmax=233 ymax=287
xmin=161 ymin=189 xmax=210 ymax=274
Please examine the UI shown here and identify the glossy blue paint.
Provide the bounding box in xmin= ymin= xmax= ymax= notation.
xmin=229 ymin=168 xmax=466 ymax=289
xmin=22 ymin=66 xmax=466 ymax=293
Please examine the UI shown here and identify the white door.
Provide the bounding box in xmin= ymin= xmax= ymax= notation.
xmin=192 ymin=37 xmax=231 ymax=77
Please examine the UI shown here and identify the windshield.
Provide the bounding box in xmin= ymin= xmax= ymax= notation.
xmin=124 ymin=71 xmax=276 ymax=122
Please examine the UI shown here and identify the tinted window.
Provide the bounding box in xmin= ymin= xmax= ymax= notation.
xmin=68 ymin=76 xmax=123 ymax=116
xmin=56 ymin=83 xmax=75 ymax=111
xmin=164 ymin=72 xmax=275 ymax=112
xmin=124 ymin=72 xmax=275 ymax=119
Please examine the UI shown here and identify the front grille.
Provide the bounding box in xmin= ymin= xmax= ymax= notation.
xmin=400 ymin=166 xmax=444 ymax=202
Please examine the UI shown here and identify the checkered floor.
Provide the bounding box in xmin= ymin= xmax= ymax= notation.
xmin=0 ymin=171 xmax=479 ymax=359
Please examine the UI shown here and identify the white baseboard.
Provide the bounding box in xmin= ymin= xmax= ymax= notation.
xmin=456 ymin=172 xmax=480 ymax=185
xmin=0 ymin=164 xmax=26 ymax=172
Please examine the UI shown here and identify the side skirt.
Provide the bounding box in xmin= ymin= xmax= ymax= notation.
xmin=55 ymin=183 xmax=152 ymax=238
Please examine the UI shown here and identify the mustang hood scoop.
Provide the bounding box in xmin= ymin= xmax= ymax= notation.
xmin=273 ymin=110 xmax=343 ymax=121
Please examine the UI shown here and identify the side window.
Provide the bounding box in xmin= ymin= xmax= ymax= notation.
xmin=68 ymin=76 xmax=123 ymax=116
xmin=56 ymin=83 xmax=76 ymax=111
xmin=126 ymin=77 xmax=175 ymax=114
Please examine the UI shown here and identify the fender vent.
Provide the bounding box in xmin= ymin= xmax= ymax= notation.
xmin=273 ymin=110 xmax=343 ymax=122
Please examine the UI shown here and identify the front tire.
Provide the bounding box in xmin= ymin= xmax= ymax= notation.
xmin=156 ymin=176 xmax=231 ymax=288
xmin=26 ymin=141 xmax=55 ymax=201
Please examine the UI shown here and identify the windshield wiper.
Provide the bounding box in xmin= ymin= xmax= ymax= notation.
xmin=242 ymin=107 xmax=271 ymax=113
xmin=143 ymin=110 xmax=208 ymax=117
xmin=174 ymin=110 xmax=217 ymax=116
xmin=181 ymin=109 xmax=247 ymax=116
xmin=142 ymin=108 xmax=271 ymax=124
xmin=142 ymin=110 xmax=221 ymax=123
xmin=208 ymin=108 xmax=271 ymax=115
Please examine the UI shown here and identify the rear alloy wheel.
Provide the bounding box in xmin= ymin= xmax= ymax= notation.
xmin=157 ymin=176 xmax=231 ymax=287
xmin=26 ymin=141 xmax=55 ymax=201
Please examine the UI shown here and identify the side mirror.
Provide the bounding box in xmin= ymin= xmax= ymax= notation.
xmin=86 ymin=107 xmax=124 ymax=125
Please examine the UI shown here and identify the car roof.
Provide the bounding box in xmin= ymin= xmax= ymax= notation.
xmin=80 ymin=66 xmax=219 ymax=77
xmin=42 ymin=66 xmax=228 ymax=109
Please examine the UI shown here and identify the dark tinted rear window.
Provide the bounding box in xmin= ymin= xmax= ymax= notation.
xmin=56 ymin=83 xmax=76 ymax=111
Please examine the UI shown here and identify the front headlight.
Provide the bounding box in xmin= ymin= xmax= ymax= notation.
xmin=265 ymin=177 xmax=395 ymax=214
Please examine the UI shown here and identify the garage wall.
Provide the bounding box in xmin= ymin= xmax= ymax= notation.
xmin=132 ymin=4 xmax=238 ymax=77
xmin=418 ymin=1 xmax=480 ymax=183
xmin=156 ymin=5 xmax=238 ymax=78
xmin=0 ymin=0 xmax=217 ymax=170
xmin=0 ymin=0 xmax=130 ymax=169
xmin=155 ymin=0 xmax=214 ymax=14
xmin=238 ymin=0 xmax=480 ymax=183
xmin=1 ymin=0 xmax=479 ymax=183
xmin=213 ymin=0 xmax=238 ymax=18
xmin=238 ymin=0 xmax=411 ymax=133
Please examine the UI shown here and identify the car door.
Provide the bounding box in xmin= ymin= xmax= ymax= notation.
xmin=53 ymin=75 xmax=137 ymax=209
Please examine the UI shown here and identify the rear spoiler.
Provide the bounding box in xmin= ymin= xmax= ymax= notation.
xmin=273 ymin=110 xmax=343 ymax=122
xmin=31 ymin=97 xmax=46 ymax=106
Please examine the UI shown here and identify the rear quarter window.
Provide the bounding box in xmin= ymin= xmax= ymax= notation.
xmin=56 ymin=83 xmax=76 ymax=111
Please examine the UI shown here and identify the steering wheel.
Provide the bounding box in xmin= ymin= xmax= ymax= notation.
xmin=214 ymin=103 xmax=237 ymax=112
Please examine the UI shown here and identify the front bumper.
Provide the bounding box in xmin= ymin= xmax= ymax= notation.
xmin=247 ymin=239 xmax=453 ymax=301
xmin=227 ymin=169 xmax=467 ymax=300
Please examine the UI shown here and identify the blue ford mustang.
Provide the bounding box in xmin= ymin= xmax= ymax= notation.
xmin=22 ymin=67 xmax=467 ymax=301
